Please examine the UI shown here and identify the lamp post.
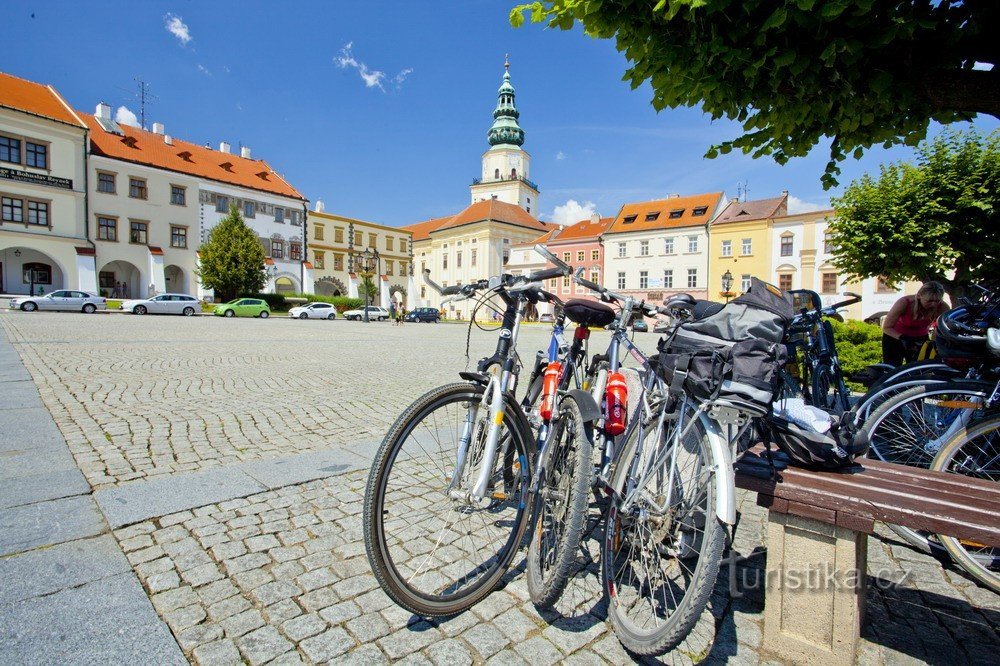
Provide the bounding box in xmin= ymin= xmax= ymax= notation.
xmin=362 ymin=249 xmax=372 ymax=323
xmin=721 ymin=270 xmax=734 ymax=303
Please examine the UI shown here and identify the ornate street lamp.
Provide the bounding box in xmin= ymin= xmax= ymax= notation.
xmin=721 ymin=269 xmax=734 ymax=303
xmin=362 ymin=248 xmax=372 ymax=323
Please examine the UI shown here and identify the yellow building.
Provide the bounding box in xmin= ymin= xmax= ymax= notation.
xmin=708 ymin=193 xmax=788 ymax=298
xmin=306 ymin=202 xmax=411 ymax=305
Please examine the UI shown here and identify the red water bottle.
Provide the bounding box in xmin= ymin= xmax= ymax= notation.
xmin=604 ymin=371 xmax=628 ymax=436
xmin=539 ymin=361 xmax=562 ymax=421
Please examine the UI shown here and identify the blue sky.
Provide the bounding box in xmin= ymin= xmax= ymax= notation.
xmin=3 ymin=1 xmax=996 ymax=227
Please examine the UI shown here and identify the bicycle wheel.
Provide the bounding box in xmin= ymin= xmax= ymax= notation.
xmin=933 ymin=418 xmax=1000 ymax=593
xmin=363 ymin=382 xmax=533 ymax=616
xmin=526 ymin=396 xmax=594 ymax=608
xmin=863 ymin=381 xmax=995 ymax=553
xmin=866 ymin=360 xmax=956 ymax=394
xmin=811 ymin=363 xmax=849 ymax=412
xmin=852 ymin=377 xmax=949 ymax=425
xmin=602 ymin=404 xmax=725 ymax=655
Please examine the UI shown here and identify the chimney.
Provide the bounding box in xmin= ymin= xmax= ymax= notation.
xmin=219 ymin=141 xmax=231 ymax=154
xmin=670 ymin=193 xmax=680 ymax=198
xmin=315 ymin=200 xmax=325 ymax=213
xmin=152 ymin=122 xmax=164 ymax=135
xmin=590 ymin=212 xmax=600 ymax=224
xmin=781 ymin=190 xmax=788 ymax=197
xmin=96 ymin=102 xmax=111 ymax=120
xmin=164 ymin=134 xmax=173 ymax=145
xmin=730 ymin=197 xmax=739 ymax=204
xmin=241 ymin=146 xmax=252 ymax=159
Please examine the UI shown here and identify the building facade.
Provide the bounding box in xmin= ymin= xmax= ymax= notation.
xmin=709 ymin=193 xmax=788 ymax=300
xmin=0 ymin=72 xmax=92 ymax=295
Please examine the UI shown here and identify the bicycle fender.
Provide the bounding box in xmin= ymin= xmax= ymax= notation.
xmin=701 ymin=414 xmax=736 ymax=525
xmin=565 ymin=389 xmax=601 ymax=423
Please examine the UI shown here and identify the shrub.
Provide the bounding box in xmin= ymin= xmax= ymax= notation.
xmin=830 ymin=319 xmax=883 ymax=392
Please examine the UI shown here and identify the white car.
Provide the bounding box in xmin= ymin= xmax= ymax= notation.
xmin=121 ymin=293 xmax=200 ymax=316
xmin=342 ymin=306 xmax=390 ymax=321
xmin=288 ymin=302 xmax=337 ymax=320
xmin=10 ymin=290 xmax=106 ymax=313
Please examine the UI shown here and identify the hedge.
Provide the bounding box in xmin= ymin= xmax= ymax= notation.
xmin=829 ymin=319 xmax=883 ymax=392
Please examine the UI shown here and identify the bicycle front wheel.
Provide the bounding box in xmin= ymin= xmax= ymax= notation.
xmin=363 ymin=382 xmax=533 ymax=616
xmin=527 ymin=396 xmax=594 ymax=608
xmin=602 ymin=405 xmax=725 ymax=656
xmin=811 ymin=363 xmax=849 ymax=413
xmin=933 ymin=418 xmax=1000 ymax=593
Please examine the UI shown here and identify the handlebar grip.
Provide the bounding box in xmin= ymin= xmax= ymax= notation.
xmin=576 ymin=277 xmax=604 ymax=294
xmin=440 ymin=285 xmax=461 ymax=296
xmin=529 ymin=267 xmax=567 ymax=282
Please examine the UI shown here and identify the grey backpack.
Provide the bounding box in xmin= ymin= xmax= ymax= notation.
xmin=658 ymin=277 xmax=794 ymax=406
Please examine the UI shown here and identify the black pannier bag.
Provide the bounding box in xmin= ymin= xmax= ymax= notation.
xmin=658 ymin=277 xmax=794 ymax=407
xmin=564 ymin=298 xmax=616 ymax=328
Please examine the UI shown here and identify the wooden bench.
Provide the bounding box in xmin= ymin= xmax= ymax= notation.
xmin=733 ymin=449 xmax=1000 ymax=665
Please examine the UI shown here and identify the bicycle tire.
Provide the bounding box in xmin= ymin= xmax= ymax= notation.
xmin=602 ymin=405 xmax=725 ymax=656
xmin=811 ymin=363 xmax=849 ymax=413
xmin=866 ymin=360 xmax=956 ymax=395
xmin=933 ymin=418 xmax=1000 ymax=593
xmin=526 ymin=396 xmax=594 ymax=608
xmin=363 ymin=382 xmax=533 ymax=617
xmin=863 ymin=381 xmax=995 ymax=554
xmin=852 ymin=377 xmax=949 ymax=425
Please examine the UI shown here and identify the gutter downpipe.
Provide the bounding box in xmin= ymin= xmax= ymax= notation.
xmin=302 ymin=201 xmax=308 ymax=294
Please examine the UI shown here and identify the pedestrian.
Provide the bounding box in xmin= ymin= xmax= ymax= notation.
xmin=114 ymin=281 xmax=121 ymax=298
xmin=389 ymin=300 xmax=397 ymax=325
xmin=881 ymin=281 xmax=949 ymax=366
xmin=122 ymin=281 xmax=129 ymax=299
xmin=396 ymin=307 xmax=404 ymax=326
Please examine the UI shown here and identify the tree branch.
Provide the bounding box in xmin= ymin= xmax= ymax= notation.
xmin=919 ymin=69 xmax=1000 ymax=118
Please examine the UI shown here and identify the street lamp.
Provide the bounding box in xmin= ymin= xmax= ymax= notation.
xmin=721 ymin=270 xmax=734 ymax=303
xmin=360 ymin=248 xmax=381 ymax=322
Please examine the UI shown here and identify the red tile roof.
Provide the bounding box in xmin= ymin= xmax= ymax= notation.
xmin=0 ymin=72 xmax=85 ymax=128
xmin=82 ymin=113 xmax=305 ymax=200
xmin=713 ymin=195 xmax=788 ymax=225
xmin=404 ymin=199 xmax=549 ymax=241
xmin=606 ymin=193 xmax=724 ymax=234
xmin=549 ymin=216 xmax=614 ymax=244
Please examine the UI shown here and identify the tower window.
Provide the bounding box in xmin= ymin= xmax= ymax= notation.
xmin=495 ymin=168 xmax=499 ymax=179
xmin=511 ymin=168 xmax=517 ymax=179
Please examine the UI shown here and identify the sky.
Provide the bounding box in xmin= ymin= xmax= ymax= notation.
xmin=2 ymin=1 xmax=996 ymax=228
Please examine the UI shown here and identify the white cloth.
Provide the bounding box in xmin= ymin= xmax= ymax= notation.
xmin=774 ymin=397 xmax=832 ymax=434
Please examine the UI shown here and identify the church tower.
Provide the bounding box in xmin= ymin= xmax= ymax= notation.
xmin=469 ymin=57 xmax=540 ymax=215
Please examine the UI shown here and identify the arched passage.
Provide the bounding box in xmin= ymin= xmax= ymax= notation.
xmin=98 ymin=260 xmax=144 ymax=298
xmin=164 ymin=264 xmax=189 ymax=295
xmin=315 ymin=276 xmax=346 ymax=297
xmin=0 ymin=246 xmax=67 ymax=295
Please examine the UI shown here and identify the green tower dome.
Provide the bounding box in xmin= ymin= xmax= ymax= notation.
xmin=487 ymin=57 xmax=524 ymax=147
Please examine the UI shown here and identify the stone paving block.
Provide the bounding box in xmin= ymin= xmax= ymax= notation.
xmin=0 ymin=495 xmax=106 ymax=557
xmin=426 ymin=637 xmax=474 ymax=666
xmin=236 ymin=626 xmax=294 ymax=666
xmin=300 ymin=627 xmax=355 ymax=662
xmin=0 ymin=534 xmax=128 ymax=605
xmin=192 ymin=639 xmax=243 ymax=666
xmin=220 ymin=608 xmax=266 ymax=639
xmin=281 ymin=613 xmax=327 ymax=642
xmin=462 ymin=623 xmax=511 ymax=660
xmin=514 ymin=635 xmax=567 ymax=665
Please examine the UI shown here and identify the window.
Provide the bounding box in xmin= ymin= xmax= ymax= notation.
xmin=272 ymin=240 xmax=284 ymax=259
xmin=170 ymin=226 xmax=187 ymax=248
xmin=170 ymin=185 xmax=186 ymax=205
xmin=617 ymin=242 xmax=626 ymax=258
xmin=741 ymin=274 xmax=751 ymax=292
xmin=577 ymin=250 xmax=585 ymax=262
xmin=623 ymin=215 xmax=637 ymax=224
xmin=2 ymin=196 xmax=23 ymax=223
xmin=368 ymin=233 xmax=376 ymax=248
xmin=0 ymin=135 xmax=21 ymax=164
xmin=243 ymin=200 xmax=255 ymax=218
xmin=216 ymin=195 xmax=230 ymax=213
xmin=639 ymin=240 xmax=649 ymax=256
xmin=590 ymin=270 xmax=599 ymax=285
xmin=399 ymin=261 xmax=406 ymax=275
xmin=692 ymin=206 xmax=708 ymax=216
xmin=97 ymin=216 xmax=117 ymax=240
xmin=471 ymin=249 xmax=477 ymax=266
xmin=721 ymin=240 xmax=732 ymax=257
xmin=386 ymin=260 xmax=394 ymax=275
xmin=617 ymin=272 xmax=626 ymax=290
xmin=400 ymin=238 xmax=407 ymax=253
xmin=778 ymin=274 xmax=792 ymax=291
xmin=291 ymin=210 xmax=302 ymax=226
xmin=876 ymin=277 xmax=895 ymax=293
xmin=688 ymin=236 xmax=698 ymax=253
xmin=503 ymin=238 xmax=510 ymax=264
xmin=563 ymin=275 xmax=570 ymax=288
xmin=315 ymin=224 xmax=325 ymax=241
xmin=664 ymin=238 xmax=674 ymax=254
xmin=334 ymin=227 xmax=344 ymax=243
xmin=99 ymin=271 xmax=116 ymax=290
xmin=27 ymin=201 xmax=48 ymax=226
xmin=645 ymin=212 xmax=660 ymax=222
xmin=669 ymin=209 xmax=684 ymax=219
xmin=386 ymin=237 xmax=394 ymax=251
xmin=333 ymin=253 xmax=343 ymax=270
xmin=26 ymin=142 xmax=47 ymax=169
xmin=741 ymin=238 xmax=752 ymax=255
xmin=591 ymin=249 xmax=599 ymax=261
xmin=129 ymin=178 xmax=147 ymax=200
xmin=663 ymin=270 xmax=673 ymax=289
xmin=780 ymin=234 xmax=793 ymax=257
xmin=687 ymin=268 xmax=697 ymax=288
xmin=97 ymin=172 xmax=116 ymax=194
xmin=639 ymin=271 xmax=649 ymax=289
xmin=456 ymin=251 xmax=462 ymax=268
xmin=129 ymin=220 xmax=148 ymax=244
xmin=443 ymin=253 xmax=448 ymax=269
xmin=563 ymin=252 xmax=571 ymax=263
xmin=822 ymin=272 xmax=838 ymax=293
xmin=824 ymin=231 xmax=835 ymax=254
xmin=314 ymin=251 xmax=325 ymax=269
xmin=354 ymin=231 xmax=362 ymax=246
xmin=22 ymin=262 xmax=51 ymax=285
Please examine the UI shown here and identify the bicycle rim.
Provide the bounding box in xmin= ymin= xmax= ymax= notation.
xmin=363 ymin=383 xmax=531 ymax=616
xmin=934 ymin=418 xmax=1000 ymax=593
xmin=602 ymin=407 xmax=724 ymax=655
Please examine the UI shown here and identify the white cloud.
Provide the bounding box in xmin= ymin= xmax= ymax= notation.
xmin=551 ymin=199 xmax=598 ymax=227
xmin=164 ymin=14 xmax=192 ymax=46
xmin=115 ymin=106 xmax=139 ymax=128
xmin=197 ymin=64 xmax=211 ymax=76
xmin=334 ymin=42 xmax=411 ymax=92
xmin=555 ymin=151 xmax=566 ymax=161
xmin=787 ymin=195 xmax=828 ymax=214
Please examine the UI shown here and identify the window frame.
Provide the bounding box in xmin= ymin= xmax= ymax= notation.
xmin=25 ymin=140 xmax=49 ymax=170
xmin=26 ymin=199 xmax=49 ymax=227
xmin=617 ymin=242 xmax=626 ymax=258
xmin=664 ymin=237 xmax=674 ymax=254
xmin=243 ymin=200 xmax=256 ymax=219
xmin=97 ymin=171 xmax=117 ymax=194
xmin=170 ymin=225 xmax=188 ymax=248
xmin=687 ymin=236 xmax=698 ymax=253
xmin=639 ymin=270 xmax=649 ymax=289
xmin=778 ymin=273 xmax=793 ymax=291
xmin=97 ymin=215 xmax=118 ymax=241
xmin=315 ymin=224 xmax=325 ymax=241
xmin=780 ymin=234 xmax=793 ymax=257
xmin=663 ymin=269 xmax=673 ymax=289
xmin=271 ymin=239 xmax=284 ymax=259
xmin=721 ymin=239 xmax=732 ymax=257
xmin=0 ymin=134 xmax=21 ymax=165
xmin=822 ymin=272 xmax=838 ymax=294
xmin=639 ymin=240 xmax=650 ymax=256
xmin=617 ymin=272 xmax=626 ymax=290
xmin=129 ymin=219 xmax=149 ymax=245
xmin=313 ymin=251 xmax=325 ymax=269
xmin=170 ymin=184 xmax=186 ymax=206
xmin=128 ymin=177 xmax=148 ymax=200
xmin=1 ymin=195 xmax=24 ymax=223
xmin=687 ymin=268 xmax=698 ymax=288
xmin=741 ymin=238 xmax=752 ymax=256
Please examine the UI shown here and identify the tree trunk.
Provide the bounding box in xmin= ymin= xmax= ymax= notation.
xmin=920 ymin=69 xmax=1000 ymax=119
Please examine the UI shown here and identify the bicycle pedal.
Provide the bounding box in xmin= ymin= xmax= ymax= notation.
xmin=491 ymin=491 xmax=508 ymax=500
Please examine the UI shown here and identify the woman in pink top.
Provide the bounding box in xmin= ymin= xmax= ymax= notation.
xmin=882 ymin=282 xmax=949 ymax=366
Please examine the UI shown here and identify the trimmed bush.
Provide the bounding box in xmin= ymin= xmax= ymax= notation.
xmin=830 ymin=319 xmax=883 ymax=392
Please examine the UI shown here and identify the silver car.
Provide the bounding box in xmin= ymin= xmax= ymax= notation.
xmin=121 ymin=293 xmax=201 ymax=316
xmin=9 ymin=290 xmax=107 ymax=313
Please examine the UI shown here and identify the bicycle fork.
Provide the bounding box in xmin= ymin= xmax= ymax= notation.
xmin=447 ymin=372 xmax=513 ymax=506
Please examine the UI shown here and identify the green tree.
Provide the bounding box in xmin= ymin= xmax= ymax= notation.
xmin=196 ymin=204 xmax=267 ymax=302
xmin=511 ymin=1 xmax=999 ymax=187
xmin=828 ymin=129 xmax=1000 ymax=301
xmin=358 ymin=275 xmax=379 ymax=300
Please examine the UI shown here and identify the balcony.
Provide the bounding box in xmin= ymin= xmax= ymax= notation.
xmin=471 ymin=175 xmax=540 ymax=192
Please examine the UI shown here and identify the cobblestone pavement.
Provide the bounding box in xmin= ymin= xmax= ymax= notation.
xmin=0 ymin=313 xmax=583 ymax=488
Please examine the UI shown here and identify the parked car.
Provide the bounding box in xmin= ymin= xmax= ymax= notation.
xmin=632 ymin=319 xmax=649 ymax=333
xmin=538 ymin=313 xmax=555 ymax=323
xmin=213 ymin=298 xmax=270 ymax=318
xmin=404 ymin=307 xmax=441 ymax=323
xmin=342 ymin=306 xmax=389 ymax=321
xmin=9 ymin=290 xmax=106 ymax=313
xmin=121 ymin=293 xmax=200 ymax=316
xmin=288 ymin=302 xmax=337 ymax=320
